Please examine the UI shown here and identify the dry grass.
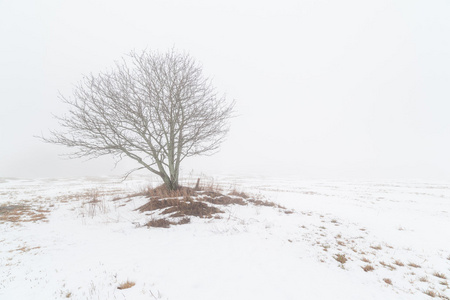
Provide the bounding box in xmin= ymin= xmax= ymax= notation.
xmin=247 ymin=198 xmax=286 ymax=209
xmin=136 ymin=182 xmax=290 ymax=227
xmin=200 ymin=192 xmax=247 ymax=206
xmin=433 ymin=272 xmax=447 ymax=279
xmin=424 ymin=290 xmax=436 ymax=297
xmin=361 ymin=257 xmax=371 ymax=263
xmin=419 ymin=276 xmax=429 ymax=282
xmin=438 ymin=294 xmax=450 ymax=300
xmin=370 ymin=245 xmax=382 ymax=250
xmin=146 ymin=218 xmax=172 ymax=228
xmin=117 ymin=280 xmax=135 ymax=290
xmin=146 ymin=217 xmax=191 ymax=228
xmin=144 ymin=184 xmax=195 ymax=198
xmin=161 ymin=200 xmax=223 ymax=218
xmin=383 ymin=278 xmax=392 ymax=285
xmin=337 ymin=240 xmax=346 ymax=246
xmin=334 ymin=254 xmax=347 ymax=264
xmin=408 ymin=262 xmax=421 ymax=268
xmin=393 ymin=260 xmax=405 ymax=267
xmin=138 ymin=195 xmax=224 ymax=218
xmin=0 ymin=204 xmax=48 ymax=224
xmin=362 ymin=264 xmax=375 ymax=272
xmin=228 ymin=190 xmax=249 ymax=199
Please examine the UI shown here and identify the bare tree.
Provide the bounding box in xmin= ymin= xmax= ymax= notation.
xmin=43 ymin=49 xmax=234 ymax=190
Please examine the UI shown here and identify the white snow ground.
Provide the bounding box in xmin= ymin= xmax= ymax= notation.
xmin=1 ymin=175 xmax=449 ymax=300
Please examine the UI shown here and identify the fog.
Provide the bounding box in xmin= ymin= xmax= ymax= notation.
xmin=1 ymin=0 xmax=450 ymax=181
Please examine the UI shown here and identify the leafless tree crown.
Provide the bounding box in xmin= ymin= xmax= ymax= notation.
xmin=44 ymin=49 xmax=234 ymax=190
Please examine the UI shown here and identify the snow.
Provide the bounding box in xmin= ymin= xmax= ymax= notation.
xmin=1 ymin=175 xmax=449 ymax=299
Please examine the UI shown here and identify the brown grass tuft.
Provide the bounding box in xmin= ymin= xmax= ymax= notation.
xmin=393 ymin=260 xmax=404 ymax=267
xmin=201 ymin=193 xmax=247 ymax=206
xmin=176 ymin=217 xmax=191 ymax=225
xmin=146 ymin=218 xmax=172 ymax=228
xmin=361 ymin=257 xmax=371 ymax=263
xmin=433 ymin=272 xmax=447 ymax=279
xmin=0 ymin=204 xmax=49 ymax=224
xmin=247 ymin=198 xmax=285 ymax=209
xmin=335 ymin=254 xmax=347 ymax=264
xmin=419 ymin=276 xmax=429 ymax=282
xmin=146 ymin=217 xmax=191 ymax=228
xmin=161 ymin=201 xmax=223 ymax=218
xmin=383 ymin=278 xmax=392 ymax=285
xmin=408 ymin=262 xmax=421 ymax=268
xmin=370 ymin=245 xmax=382 ymax=250
xmin=362 ymin=265 xmax=375 ymax=272
xmin=117 ymin=280 xmax=135 ymax=290
xmin=228 ymin=190 xmax=249 ymax=199
xmin=424 ymin=290 xmax=436 ymax=297
xmin=138 ymin=196 xmax=223 ymax=218
xmin=438 ymin=293 xmax=450 ymax=300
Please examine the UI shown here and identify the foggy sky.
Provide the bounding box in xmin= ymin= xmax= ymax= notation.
xmin=1 ymin=0 xmax=450 ymax=181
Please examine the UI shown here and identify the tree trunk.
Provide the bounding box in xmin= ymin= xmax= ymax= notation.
xmin=161 ymin=174 xmax=179 ymax=191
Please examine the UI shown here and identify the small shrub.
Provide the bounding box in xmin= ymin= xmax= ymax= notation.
xmin=117 ymin=280 xmax=135 ymax=290
xmin=419 ymin=277 xmax=429 ymax=282
xmin=383 ymin=278 xmax=392 ymax=285
xmin=361 ymin=257 xmax=371 ymax=263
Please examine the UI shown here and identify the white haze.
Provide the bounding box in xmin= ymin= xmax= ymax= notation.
xmin=1 ymin=0 xmax=450 ymax=181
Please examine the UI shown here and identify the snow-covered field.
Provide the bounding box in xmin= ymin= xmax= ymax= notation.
xmin=1 ymin=175 xmax=449 ymax=299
